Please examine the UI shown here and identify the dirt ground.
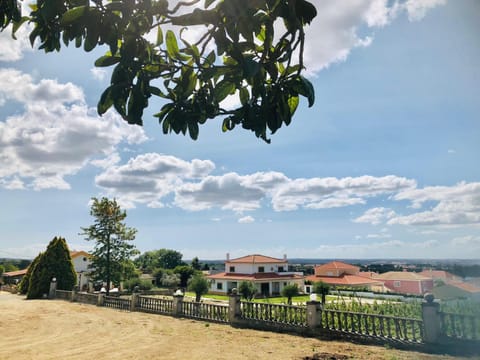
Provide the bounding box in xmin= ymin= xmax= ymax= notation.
xmin=0 ymin=292 xmax=471 ymax=360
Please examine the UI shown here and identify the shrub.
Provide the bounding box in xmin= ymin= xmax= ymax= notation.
xmin=123 ymin=278 xmax=153 ymax=292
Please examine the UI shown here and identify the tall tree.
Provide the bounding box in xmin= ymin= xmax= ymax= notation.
xmin=81 ymin=197 xmax=138 ymax=295
xmin=27 ymin=237 xmax=77 ymax=299
xmin=18 ymin=252 xmax=43 ymax=295
xmin=1 ymin=0 xmax=316 ymax=143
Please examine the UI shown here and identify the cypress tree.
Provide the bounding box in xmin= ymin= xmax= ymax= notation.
xmin=18 ymin=252 xmax=42 ymax=294
xmin=27 ymin=237 xmax=77 ymax=299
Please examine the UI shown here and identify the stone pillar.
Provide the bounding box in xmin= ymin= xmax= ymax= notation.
xmin=173 ymin=294 xmax=184 ymax=316
xmin=306 ymin=301 xmax=322 ymax=329
xmin=422 ymin=293 xmax=441 ymax=343
xmin=71 ymin=286 xmax=78 ymax=302
xmin=228 ymin=289 xmax=241 ymax=324
xmin=48 ymin=278 xmax=57 ymax=299
xmin=97 ymin=293 xmax=105 ymax=306
xmin=130 ymin=293 xmax=138 ymax=311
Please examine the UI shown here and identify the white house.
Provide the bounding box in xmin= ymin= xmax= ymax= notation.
xmin=70 ymin=251 xmax=92 ymax=291
xmin=206 ymin=254 xmax=304 ymax=296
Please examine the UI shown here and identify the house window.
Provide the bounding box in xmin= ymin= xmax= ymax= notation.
xmin=258 ymin=266 xmax=265 ymax=273
xmin=217 ymin=283 xmax=223 ymax=290
xmin=394 ymin=281 xmax=401 ymax=287
xmin=229 ymin=266 xmax=235 ymax=273
xmin=278 ymin=266 xmax=284 ymax=272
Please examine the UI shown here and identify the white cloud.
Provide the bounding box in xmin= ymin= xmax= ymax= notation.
xmin=0 ymin=69 xmax=147 ymax=190
xmin=388 ymin=182 xmax=480 ymax=226
xmin=450 ymin=235 xmax=480 ymax=248
xmin=303 ymin=0 xmax=446 ymax=74
xmin=272 ymin=175 xmax=415 ymax=211
xmin=95 ymin=153 xmax=215 ymax=208
xmin=174 ymin=172 xmax=265 ymax=212
xmin=403 ymin=0 xmax=447 ymax=21
xmin=90 ymin=67 xmax=108 ymax=82
xmin=0 ymin=23 xmax=33 ymax=62
xmin=353 ymin=207 xmax=396 ymax=225
xmin=238 ymin=216 xmax=255 ymax=224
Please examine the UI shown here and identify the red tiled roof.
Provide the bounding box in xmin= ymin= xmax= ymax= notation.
xmin=315 ymin=261 xmax=359 ymax=272
xmin=70 ymin=251 xmax=91 ymax=259
xmin=372 ymin=271 xmax=431 ymax=281
xmin=306 ymin=274 xmax=383 ymax=286
xmin=2 ymin=269 xmax=28 ymax=277
xmin=207 ymin=272 xmax=302 ymax=281
xmin=447 ymin=281 xmax=480 ymax=293
xmin=419 ymin=270 xmax=459 ymax=280
xmin=227 ymin=254 xmax=285 ymax=264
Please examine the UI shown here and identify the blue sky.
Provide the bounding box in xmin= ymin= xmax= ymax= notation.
xmin=1 ymin=0 xmax=479 ymax=260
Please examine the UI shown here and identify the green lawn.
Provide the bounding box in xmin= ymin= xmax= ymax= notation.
xmin=191 ymin=292 xmax=336 ymax=305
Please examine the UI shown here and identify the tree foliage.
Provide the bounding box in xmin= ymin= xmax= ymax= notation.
xmin=2 ymin=0 xmax=316 ymax=143
xmin=174 ymin=265 xmax=195 ymax=288
xmin=135 ymin=248 xmax=184 ymax=271
xmin=18 ymin=252 xmax=42 ymax=294
xmin=80 ymin=197 xmax=138 ymax=295
xmin=238 ymin=280 xmax=256 ymax=300
xmin=313 ymin=281 xmax=330 ymax=304
xmin=26 ymin=237 xmax=77 ymax=299
xmin=191 ymin=256 xmax=201 ymax=270
xmin=187 ymin=273 xmax=209 ymax=302
xmin=281 ymin=283 xmax=299 ymax=305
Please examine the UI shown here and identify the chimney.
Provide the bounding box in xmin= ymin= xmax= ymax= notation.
xmin=226 ymin=253 xmax=230 ymax=261
xmin=283 ymin=254 xmax=287 ymax=261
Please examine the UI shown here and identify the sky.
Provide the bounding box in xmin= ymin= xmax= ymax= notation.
xmin=0 ymin=0 xmax=479 ymax=261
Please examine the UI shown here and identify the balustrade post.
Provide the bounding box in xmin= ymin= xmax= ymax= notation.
xmin=48 ymin=278 xmax=57 ymax=299
xmin=422 ymin=293 xmax=441 ymax=344
xmin=173 ymin=292 xmax=184 ymax=316
xmin=131 ymin=293 xmax=138 ymax=312
xmin=306 ymin=301 xmax=322 ymax=329
xmin=71 ymin=286 xmax=78 ymax=302
xmin=228 ymin=288 xmax=241 ymax=324
xmin=97 ymin=293 xmax=105 ymax=306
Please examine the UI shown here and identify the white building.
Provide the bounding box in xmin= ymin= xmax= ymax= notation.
xmin=70 ymin=251 xmax=92 ymax=291
xmin=207 ymin=254 xmax=304 ymax=296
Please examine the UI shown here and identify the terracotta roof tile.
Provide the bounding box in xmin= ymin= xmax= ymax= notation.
xmin=372 ymin=271 xmax=431 ymax=281
xmin=227 ymin=254 xmax=285 ymax=264
xmin=306 ymin=274 xmax=383 ymax=286
xmin=315 ymin=261 xmax=360 ymax=271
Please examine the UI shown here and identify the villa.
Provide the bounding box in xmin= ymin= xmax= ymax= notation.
xmin=207 ymin=254 xmax=304 ymax=296
xmin=305 ymin=261 xmax=385 ymax=292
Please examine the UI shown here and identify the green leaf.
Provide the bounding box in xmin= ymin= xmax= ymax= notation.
xmin=97 ymin=86 xmax=114 ymax=115
xmin=156 ymin=26 xmax=163 ymax=46
xmin=243 ymin=58 xmax=260 ymax=78
xmin=165 ymin=30 xmax=189 ymax=61
xmin=239 ymin=87 xmax=249 ymax=106
xmin=12 ymin=17 xmax=29 ymax=40
xmin=300 ymin=76 xmax=315 ymax=107
xmin=205 ymin=0 xmax=215 ymax=8
xmin=60 ymin=5 xmax=88 ymax=25
xmin=213 ymin=80 xmax=235 ymax=103
xmin=188 ymin=121 xmax=199 ymax=140
xmin=94 ymin=55 xmax=120 ymax=67
xmin=287 ymin=95 xmax=299 ymax=117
